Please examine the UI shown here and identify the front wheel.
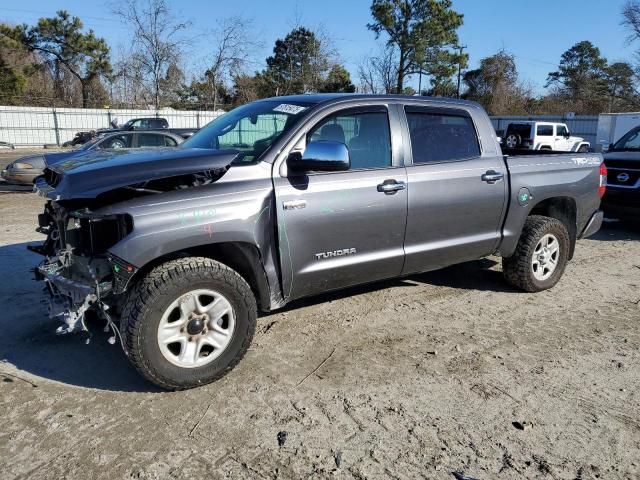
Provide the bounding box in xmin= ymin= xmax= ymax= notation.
xmin=120 ymin=257 xmax=257 ymax=390
xmin=577 ymin=145 xmax=589 ymax=153
xmin=502 ymin=215 xmax=570 ymax=292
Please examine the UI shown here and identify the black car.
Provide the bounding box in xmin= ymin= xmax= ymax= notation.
xmin=602 ymin=126 xmax=640 ymax=222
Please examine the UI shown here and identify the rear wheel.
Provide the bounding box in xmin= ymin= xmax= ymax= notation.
xmin=121 ymin=257 xmax=257 ymax=390
xmin=578 ymin=145 xmax=589 ymax=153
xmin=502 ymin=216 xmax=570 ymax=292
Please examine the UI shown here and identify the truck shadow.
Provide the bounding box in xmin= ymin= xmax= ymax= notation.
xmin=3 ymin=222 xmax=634 ymax=392
xmin=281 ymin=257 xmax=515 ymax=313
xmin=590 ymin=220 xmax=640 ymax=241
xmin=0 ymin=242 xmax=157 ymax=392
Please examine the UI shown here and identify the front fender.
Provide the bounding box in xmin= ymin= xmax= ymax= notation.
xmin=100 ymin=171 xmax=284 ymax=309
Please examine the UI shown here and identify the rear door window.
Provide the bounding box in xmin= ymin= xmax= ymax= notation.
xmin=137 ymin=133 xmax=166 ymax=147
xmin=149 ymin=118 xmax=167 ymax=128
xmin=405 ymin=107 xmax=480 ymax=164
xmin=537 ymin=125 xmax=553 ymax=136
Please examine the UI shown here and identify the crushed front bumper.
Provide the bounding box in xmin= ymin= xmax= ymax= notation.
xmin=37 ymin=259 xmax=113 ymax=334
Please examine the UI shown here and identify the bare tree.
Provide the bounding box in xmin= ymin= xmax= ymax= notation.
xmin=358 ymin=44 xmax=397 ymax=93
xmin=112 ymin=0 xmax=189 ymax=109
xmin=623 ymin=0 xmax=640 ymax=45
xmin=205 ymin=16 xmax=260 ymax=111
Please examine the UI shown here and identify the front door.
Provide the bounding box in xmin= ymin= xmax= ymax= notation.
xmin=554 ymin=124 xmax=571 ymax=151
xmin=400 ymin=105 xmax=507 ymax=274
xmin=273 ymin=105 xmax=408 ymax=301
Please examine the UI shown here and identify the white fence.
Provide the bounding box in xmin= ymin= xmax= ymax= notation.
xmin=0 ymin=106 xmax=224 ymax=147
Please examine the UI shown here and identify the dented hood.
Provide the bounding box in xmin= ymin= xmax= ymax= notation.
xmin=36 ymin=147 xmax=240 ymax=200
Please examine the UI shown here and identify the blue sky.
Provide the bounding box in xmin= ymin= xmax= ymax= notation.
xmin=1 ymin=0 xmax=635 ymax=94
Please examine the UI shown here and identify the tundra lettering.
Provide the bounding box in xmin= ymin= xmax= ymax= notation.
xmin=30 ymin=94 xmax=604 ymax=390
xmin=315 ymin=248 xmax=357 ymax=260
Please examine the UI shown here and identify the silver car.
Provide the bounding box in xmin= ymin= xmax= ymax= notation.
xmin=1 ymin=131 xmax=183 ymax=185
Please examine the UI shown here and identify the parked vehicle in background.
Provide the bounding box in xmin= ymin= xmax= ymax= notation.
xmin=601 ymin=125 xmax=640 ymax=221
xmin=62 ymin=130 xmax=99 ymax=147
xmin=502 ymin=121 xmax=590 ymax=152
xmin=1 ymin=131 xmax=183 ymax=185
xmin=62 ymin=117 xmax=199 ymax=147
xmin=596 ymin=112 xmax=640 ymax=152
xmin=31 ymin=94 xmax=604 ymax=390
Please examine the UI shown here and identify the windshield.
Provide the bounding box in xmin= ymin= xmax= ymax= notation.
xmin=181 ymin=100 xmax=313 ymax=163
xmin=611 ymin=127 xmax=640 ymax=151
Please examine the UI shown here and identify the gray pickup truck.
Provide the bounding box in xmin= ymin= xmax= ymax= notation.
xmin=32 ymin=94 xmax=605 ymax=390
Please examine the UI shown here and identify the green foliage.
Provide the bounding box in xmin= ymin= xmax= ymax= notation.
xmin=546 ymin=41 xmax=609 ymax=113
xmin=0 ymin=56 xmax=25 ymax=104
xmin=319 ymin=64 xmax=356 ymax=93
xmin=0 ymin=10 xmax=111 ymax=107
xmin=367 ymin=0 xmax=464 ymax=92
xmin=261 ymin=27 xmax=329 ymax=96
xmin=604 ymin=62 xmax=639 ymax=111
xmin=462 ymin=49 xmax=531 ymax=115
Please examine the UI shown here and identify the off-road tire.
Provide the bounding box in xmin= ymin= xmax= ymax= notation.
xmin=120 ymin=257 xmax=257 ymax=390
xmin=578 ymin=145 xmax=589 ymax=153
xmin=502 ymin=215 xmax=570 ymax=292
xmin=505 ymin=133 xmax=522 ymax=149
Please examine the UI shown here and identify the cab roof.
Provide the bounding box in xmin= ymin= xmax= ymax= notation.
xmin=257 ymin=93 xmax=482 ymax=109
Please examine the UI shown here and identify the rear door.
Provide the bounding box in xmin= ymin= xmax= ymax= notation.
xmin=400 ymin=105 xmax=507 ymax=274
xmin=536 ymin=124 xmax=554 ymax=149
xmin=273 ymin=104 xmax=408 ymax=301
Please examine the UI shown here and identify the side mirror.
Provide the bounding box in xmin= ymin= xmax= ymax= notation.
xmin=287 ymin=140 xmax=350 ymax=173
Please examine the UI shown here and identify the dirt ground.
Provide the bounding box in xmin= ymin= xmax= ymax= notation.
xmin=0 ymin=188 xmax=638 ymax=480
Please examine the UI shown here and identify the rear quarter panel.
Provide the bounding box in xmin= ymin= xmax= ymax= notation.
xmin=499 ymin=153 xmax=603 ymax=257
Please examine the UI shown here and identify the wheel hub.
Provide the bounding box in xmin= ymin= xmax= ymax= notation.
xmin=156 ymin=289 xmax=236 ymax=368
xmin=537 ymin=247 xmax=552 ymax=264
xmin=532 ymin=233 xmax=560 ymax=281
xmin=187 ymin=316 xmax=205 ymax=335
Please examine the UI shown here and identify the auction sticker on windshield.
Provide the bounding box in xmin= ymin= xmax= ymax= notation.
xmin=273 ymin=104 xmax=308 ymax=115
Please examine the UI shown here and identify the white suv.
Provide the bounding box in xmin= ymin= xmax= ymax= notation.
xmin=502 ymin=121 xmax=590 ymax=152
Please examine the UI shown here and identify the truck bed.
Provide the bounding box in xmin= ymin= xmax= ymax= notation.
xmin=498 ymin=150 xmax=603 ymax=258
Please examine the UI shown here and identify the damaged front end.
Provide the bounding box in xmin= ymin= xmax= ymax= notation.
xmin=33 ymin=201 xmax=135 ymax=342
xmin=30 ymin=147 xmax=239 ymax=344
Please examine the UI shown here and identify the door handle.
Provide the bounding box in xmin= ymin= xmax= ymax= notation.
xmin=481 ymin=170 xmax=504 ymax=184
xmin=377 ymin=180 xmax=406 ymax=194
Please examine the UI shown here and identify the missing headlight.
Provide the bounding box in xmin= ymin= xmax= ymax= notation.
xmin=65 ymin=211 xmax=133 ymax=255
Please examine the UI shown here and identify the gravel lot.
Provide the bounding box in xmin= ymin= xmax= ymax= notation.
xmin=0 ymin=189 xmax=638 ymax=480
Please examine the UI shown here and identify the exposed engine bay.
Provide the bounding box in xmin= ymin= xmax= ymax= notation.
xmin=33 ymin=200 xmax=134 ymax=343
xmin=32 ymin=159 xmax=233 ymax=346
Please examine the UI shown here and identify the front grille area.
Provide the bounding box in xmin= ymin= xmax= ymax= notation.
xmin=606 ymin=168 xmax=639 ymax=186
xmin=43 ymin=167 xmax=62 ymax=187
xmin=605 ymin=159 xmax=640 ymax=187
